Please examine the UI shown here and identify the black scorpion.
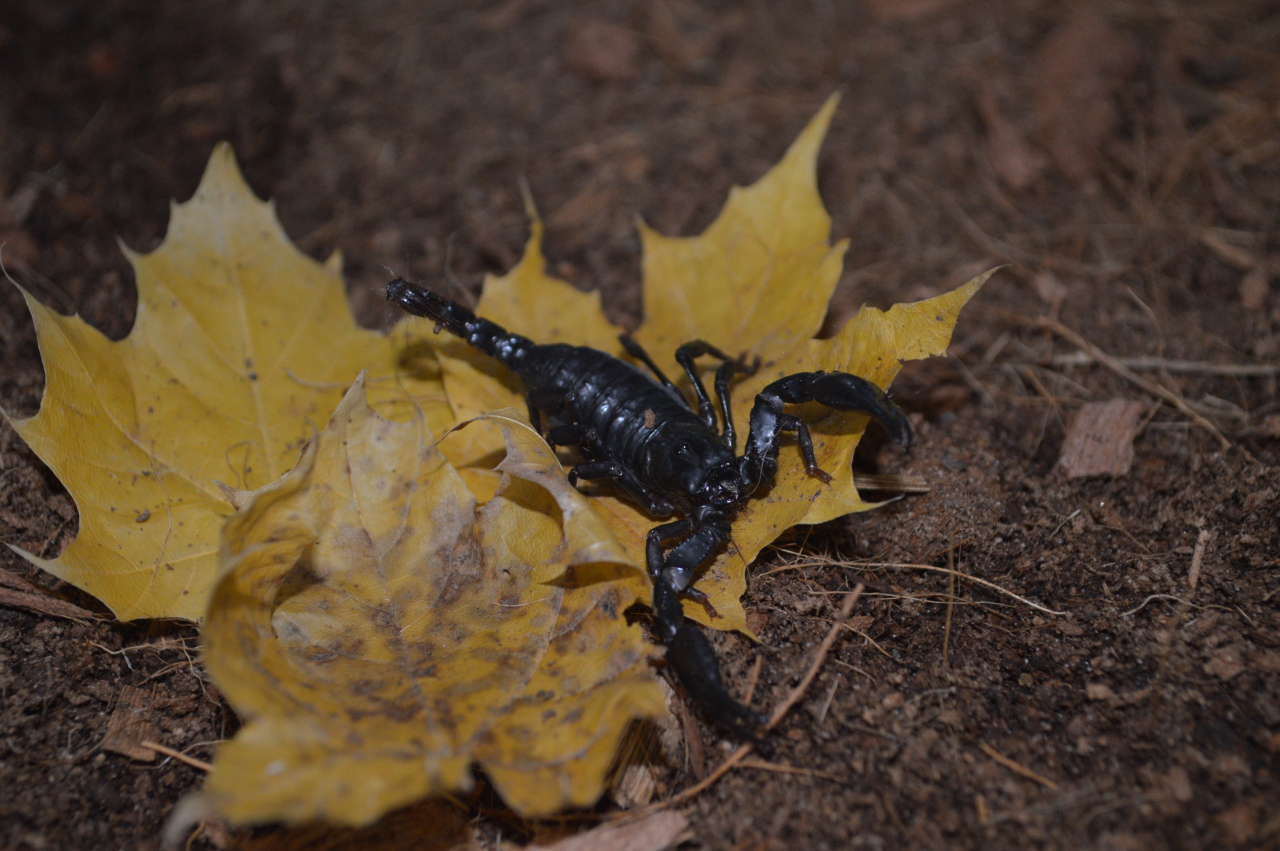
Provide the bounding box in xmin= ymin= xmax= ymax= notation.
xmin=386 ymin=278 xmax=911 ymax=736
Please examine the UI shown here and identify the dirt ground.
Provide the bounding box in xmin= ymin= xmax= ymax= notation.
xmin=2 ymin=0 xmax=1279 ymax=849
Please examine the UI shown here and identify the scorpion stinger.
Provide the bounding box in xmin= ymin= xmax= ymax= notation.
xmin=387 ymin=278 xmax=912 ymax=739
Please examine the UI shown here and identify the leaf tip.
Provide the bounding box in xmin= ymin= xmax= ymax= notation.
xmin=214 ymin=480 xmax=253 ymax=512
xmin=115 ymin=235 xmax=142 ymax=266
xmin=815 ymin=90 xmax=842 ymax=128
xmin=189 ymin=141 xmax=264 ymax=210
xmin=517 ymin=176 xmax=541 ymax=227
xmin=956 ymin=265 xmax=1001 ymax=304
xmin=788 ymin=92 xmax=842 ymax=170
xmin=324 ymin=248 xmax=343 ymax=275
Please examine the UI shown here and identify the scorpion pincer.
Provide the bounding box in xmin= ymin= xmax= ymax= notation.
xmin=386 ymin=278 xmax=911 ymax=737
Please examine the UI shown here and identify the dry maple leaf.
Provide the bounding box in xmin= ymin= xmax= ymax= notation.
xmin=3 ymin=144 xmax=451 ymax=621
xmin=201 ymin=377 xmax=663 ymax=824
xmin=417 ymin=95 xmax=988 ymax=634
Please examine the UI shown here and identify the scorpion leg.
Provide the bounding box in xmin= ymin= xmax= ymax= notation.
xmin=525 ymin=386 xmax=567 ymax=434
xmin=740 ymin=371 xmax=912 ymax=494
xmin=677 ymin=342 xmax=760 ymax=449
xmin=545 ymin=422 xmax=593 ymax=449
xmin=645 ymin=518 xmax=693 ymax=581
xmin=619 ymin=334 xmax=692 ymax=411
xmin=674 ymin=341 xmax=735 ymax=430
xmin=568 ymin=459 xmax=625 ymax=487
xmin=713 ymin=361 xmax=739 ymax=449
xmin=776 ymin=412 xmax=831 ymax=483
xmin=571 ymin=460 xmax=677 ymax=517
xmin=678 ymin=585 xmax=719 ymax=619
xmin=566 ymin=426 xmax=677 ymax=515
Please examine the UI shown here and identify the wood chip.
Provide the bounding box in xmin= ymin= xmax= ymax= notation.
xmin=1240 ymin=267 xmax=1271 ymax=311
xmin=1030 ymin=270 xmax=1067 ymax=311
xmin=528 ymin=811 xmax=688 ymax=851
xmin=609 ymin=722 xmax=662 ymax=809
xmin=101 ymin=685 xmax=160 ymax=761
xmin=1058 ymin=399 xmax=1145 ymax=478
xmin=1204 ymin=645 xmax=1246 ymax=681
xmin=610 ymin=762 xmax=658 ymax=810
xmin=562 ymin=19 xmax=639 ymax=82
xmin=852 ymin=472 xmax=930 ymax=494
xmin=1086 ymin=682 xmax=1116 ymax=700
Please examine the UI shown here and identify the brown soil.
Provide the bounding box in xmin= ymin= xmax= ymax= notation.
xmin=2 ymin=1 xmax=1279 ymax=849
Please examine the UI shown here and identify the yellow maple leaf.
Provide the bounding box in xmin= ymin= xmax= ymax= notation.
xmin=420 ymin=95 xmax=988 ymax=634
xmin=201 ymin=378 xmax=662 ymax=824
xmin=3 ymin=144 xmax=450 ymax=621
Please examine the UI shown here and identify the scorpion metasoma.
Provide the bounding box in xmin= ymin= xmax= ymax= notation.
xmin=386 ymin=277 xmax=911 ymax=736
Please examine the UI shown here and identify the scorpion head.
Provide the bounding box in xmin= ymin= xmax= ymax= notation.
xmin=644 ymin=429 xmax=744 ymax=509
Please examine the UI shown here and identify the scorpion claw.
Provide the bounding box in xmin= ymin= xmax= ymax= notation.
xmin=810 ymin=465 xmax=833 ymax=485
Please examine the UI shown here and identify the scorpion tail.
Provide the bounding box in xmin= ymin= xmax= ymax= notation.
xmin=654 ymin=576 xmax=765 ymax=739
xmin=666 ymin=622 xmax=767 ymax=741
xmin=386 ymin=278 xmax=472 ymax=336
xmin=387 ymin=278 xmax=532 ymax=368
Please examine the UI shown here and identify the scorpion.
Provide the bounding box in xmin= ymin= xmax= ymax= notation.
xmin=386 ymin=278 xmax=911 ymax=736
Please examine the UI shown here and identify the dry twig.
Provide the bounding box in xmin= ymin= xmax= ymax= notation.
xmin=139 ymin=740 xmax=213 ymax=772
xmin=978 ymin=742 xmax=1058 ymax=790
xmin=1187 ymin=529 xmax=1211 ymax=591
xmin=737 ymin=758 xmax=842 ymax=782
xmin=769 ymin=551 xmax=1067 ymax=616
xmin=1011 ymin=315 xmax=1231 ymax=449
xmin=941 ymin=550 xmax=957 ymax=669
xmin=1047 ymin=352 xmax=1280 ymax=377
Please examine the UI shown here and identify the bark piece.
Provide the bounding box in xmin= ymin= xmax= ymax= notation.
xmin=1058 ymin=399 xmax=1145 ymax=478
xmin=101 ymin=685 xmax=159 ymax=762
xmin=0 ymin=568 xmax=96 ymax=620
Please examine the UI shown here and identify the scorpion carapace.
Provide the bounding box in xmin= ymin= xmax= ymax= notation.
xmin=386 ymin=277 xmax=911 ymax=737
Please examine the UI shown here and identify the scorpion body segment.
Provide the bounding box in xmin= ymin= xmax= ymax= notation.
xmin=387 ymin=278 xmax=911 ymax=737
